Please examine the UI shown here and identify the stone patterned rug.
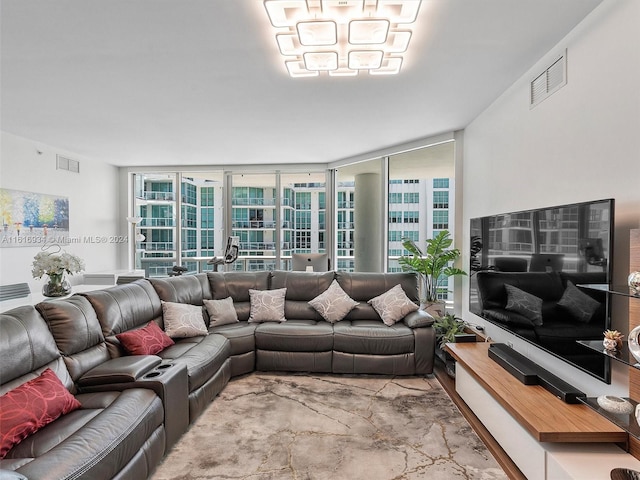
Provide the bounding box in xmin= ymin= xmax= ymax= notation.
xmin=151 ymin=373 xmax=507 ymax=480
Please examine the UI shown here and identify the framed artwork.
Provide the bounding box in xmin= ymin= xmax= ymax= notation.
xmin=0 ymin=188 xmax=70 ymax=248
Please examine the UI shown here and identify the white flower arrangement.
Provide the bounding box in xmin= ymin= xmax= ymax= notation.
xmin=31 ymin=251 xmax=85 ymax=279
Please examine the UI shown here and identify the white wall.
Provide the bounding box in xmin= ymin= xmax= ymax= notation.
xmin=0 ymin=132 xmax=122 ymax=292
xmin=462 ymin=0 xmax=640 ymax=395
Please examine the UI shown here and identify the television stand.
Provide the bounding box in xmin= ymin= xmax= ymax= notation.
xmin=446 ymin=342 xmax=636 ymax=480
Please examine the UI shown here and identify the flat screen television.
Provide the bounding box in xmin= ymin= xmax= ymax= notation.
xmin=469 ymin=198 xmax=614 ymax=383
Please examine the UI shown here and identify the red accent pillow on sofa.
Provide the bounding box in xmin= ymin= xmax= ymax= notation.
xmin=116 ymin=321 xmax=175 ymax=355
xmin=0 ymin=368 xmax=82 ymax=459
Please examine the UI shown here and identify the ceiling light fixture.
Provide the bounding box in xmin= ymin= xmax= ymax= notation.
xmin=263 ymin=0 xmax=422 ymax=78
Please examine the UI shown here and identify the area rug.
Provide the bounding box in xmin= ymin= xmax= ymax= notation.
xmin=151 ymin=373 xmax=507 ymax=480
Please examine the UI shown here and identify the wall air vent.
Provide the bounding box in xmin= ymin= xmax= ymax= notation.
xmin=56 ymin=155 xmax=80 ymax=173
xmin=530 ymin=50 xmax=567 ymax=108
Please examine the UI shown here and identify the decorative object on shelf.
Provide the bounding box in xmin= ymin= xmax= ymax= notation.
xmin=603 ymin=329 xmax=624 ymax=352
xmin=596 ymin=395 xmax=634 ymax=414
xmin=32 ymin=244 xmax=84 ymax=297
xmin=628 ymin=325 xmax=640 ymax=364
xmin=629 ymin=271 xmax=640 ymax=294
xmin=399 ymin=230 xmax=466 ymax=318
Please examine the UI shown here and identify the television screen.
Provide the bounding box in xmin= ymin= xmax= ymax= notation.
xmin=469 ymin=198 xmax=614 ymax=383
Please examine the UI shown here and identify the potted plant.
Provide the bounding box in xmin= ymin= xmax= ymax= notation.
xmin=432 ymin=313 xmax=469 ymax=378
xmin=399 ymin=230 xmax=467 ymax=318
xmin=433 ymin=313 xmax=467 ymax=349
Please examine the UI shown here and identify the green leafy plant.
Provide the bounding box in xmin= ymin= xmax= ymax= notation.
xmin=398 ymin=230 xmax=467 ymax=305
xmin=433 ymin=313 xmax=467 ymax=348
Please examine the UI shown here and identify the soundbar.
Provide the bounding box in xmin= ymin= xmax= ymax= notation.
xmin=488 ymin=343 xmax=586 ymax=403
xmin=488 ymin=343 xmax=539 ymax=385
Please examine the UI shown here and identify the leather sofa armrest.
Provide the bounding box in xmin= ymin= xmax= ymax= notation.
xmin=78 ymin=356 xmax=162 ymax=387
xmin=403 ymin=309 xmax=434 ymax=328
xmin=0 ymin=470 xmax=28 ymax=480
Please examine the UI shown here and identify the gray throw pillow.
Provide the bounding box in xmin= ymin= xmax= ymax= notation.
xmin=248 ymin=288 xmax=287 ymax=323
xmin=203 ymin=297 xmax=239 ymax=327
xmin=161 ymin=301 xmax=209 ymax=338
xmin=504 ymin=284 xmax=543 ymax=326
xmin=557 ymin=281 xmax=601 ymax=323
xmin=308 ymin=279 xmax=358 ymax=323
xmin=368 ymin=283 xmax=419 ymax=326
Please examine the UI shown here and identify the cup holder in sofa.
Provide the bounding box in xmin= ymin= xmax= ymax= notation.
xmin=143 ymin=362 xmax=175 ymax=379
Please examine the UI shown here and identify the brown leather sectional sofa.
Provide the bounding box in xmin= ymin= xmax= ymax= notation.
xmin=0 ymin=271 xmax=435 ymax=479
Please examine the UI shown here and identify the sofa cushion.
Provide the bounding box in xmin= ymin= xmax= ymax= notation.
xmin=367 ymin=284 xmax=419 ymax=326
xmin=158 ymin=334 xmax=230 ymax=392
xmin=203 ymin=297 xmax=239 ymax=327
xmin=35 ymin=296 xmax=110 ymax=383
xmin=308 ymin=280 xmax=358 ymax=323
xmin=116 ymin=321 xmax=175 ymax=355
xmin=209 ymin=321 xmax=256 ymax=355
xmin=336 ymin=272 xmax=418 ymax=321
xmin=150 ymin=273 xmax=212 ymax=305
xmin=82 ymin=280 xmax=164 ymax=338
xmin=333 ymin=321 xmax=415 ymax=355
xmin=161 ymin=301 xmax=208 ymax=338
xmin=271 ymin=271 xmax=335 ymax=321
xmin=0 ymin=369 xmax=81 ymax=459
xmin=248 ymin=288 xmax=286 ymax=323
xmin=207 ymin=271 xmax=271 ymax=321
xmin=255 ymin=320 xmax=334 ymax=352
xmin=505 ymin=284 xmax=543 ymax=326
xmin=557 ymin=281 xmax=601 ymax=323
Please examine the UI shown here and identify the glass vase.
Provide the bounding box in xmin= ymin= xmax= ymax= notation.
xmin=42 ymin=272 xmax=72 ymax=297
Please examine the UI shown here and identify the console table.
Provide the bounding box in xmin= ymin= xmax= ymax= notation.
xmin=447 ymin=342 xmax=640 ymax=479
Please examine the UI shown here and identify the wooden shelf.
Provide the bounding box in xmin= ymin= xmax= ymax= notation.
xmin=446 ymin=342 xmax=627 ymax=444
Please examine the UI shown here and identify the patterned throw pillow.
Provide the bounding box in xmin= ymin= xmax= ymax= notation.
xmin=116 ymin=321 xmax=175 ymax=355
xmin=557 ymin=281 xmax=601 ymax=323
xmin=162 ymin=301 xmax=209 ymax=338
xmin=308 ymin=279 xmax=359 ymax=323
xmin=248 ymin=288 xmax=287 ymax=323
xmin=203 ymin=297 xmax=239 ymax=328
xmin=367 ymin=283 xmax=419 ymax=326
xmin=0 ymin=368 xmax=81 ymax=459
xmin=504 ymin=284 xmax=543 ymax=326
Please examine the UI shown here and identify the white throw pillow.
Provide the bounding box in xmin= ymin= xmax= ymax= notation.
xmin=367 ymin=284 xmax=419 ymax=326
xmin=308 ymin=279 xmax=358 ymax=323
xmin=203 ymin=297 xmax=239 ymax=327
xmin=161 ymin=301 xmax=209 ymax=338
xmin=248 ymin=288 xmax=287 ymax=323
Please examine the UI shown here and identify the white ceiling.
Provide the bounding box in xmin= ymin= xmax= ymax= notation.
xmin=1 ymin=0 xmax=604 ymax=168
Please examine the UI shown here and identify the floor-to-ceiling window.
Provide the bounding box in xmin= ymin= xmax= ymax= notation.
xmin=132 ymin=172 xmax=224 ymax=277
xmin=387 ymin=142 xmax=456 ymax=302
xmin=230 ymin=174 xmax=277 ymax=271
xmin=129 ymin=139 xmax=456 ymax=279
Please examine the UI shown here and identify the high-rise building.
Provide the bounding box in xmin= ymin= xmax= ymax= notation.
xmin=132 ymin=173 xmax=454 ymax=302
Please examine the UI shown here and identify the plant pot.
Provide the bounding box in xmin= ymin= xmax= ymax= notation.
xmin=422 ymin=301 xmax=446 ymax=318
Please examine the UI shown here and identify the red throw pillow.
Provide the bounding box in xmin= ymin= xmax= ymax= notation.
xmin=0 ymin=368 xmax=81 ymax=459
xmin=116 ymin=321 xmax=175 ymax=355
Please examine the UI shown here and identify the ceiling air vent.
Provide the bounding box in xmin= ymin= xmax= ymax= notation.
xmin=530 ymin=50 xmax=566 ymax=108
xmin=56 ymin=155 xmax=80 ymax=173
